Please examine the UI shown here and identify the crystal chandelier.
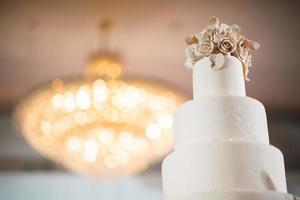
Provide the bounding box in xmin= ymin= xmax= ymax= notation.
xmin=13 ymin=21 xmax=186 ymax=178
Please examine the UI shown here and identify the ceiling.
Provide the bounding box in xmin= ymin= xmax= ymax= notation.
xmin=0 ymin=0 xmax=300 ymax=111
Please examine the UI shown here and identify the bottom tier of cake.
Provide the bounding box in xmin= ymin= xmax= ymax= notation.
xmin=172 ymin=191 xmax=296 ymax=200
xmin=162 ymin=142 xmax=287 ymax=200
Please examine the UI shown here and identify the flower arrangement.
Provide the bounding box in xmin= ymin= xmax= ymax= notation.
xmin=185 ymin=16 xmax=260 ymax=81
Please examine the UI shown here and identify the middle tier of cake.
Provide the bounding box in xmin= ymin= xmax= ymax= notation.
xmin=174 ymin=96 xmax=269 ymax=149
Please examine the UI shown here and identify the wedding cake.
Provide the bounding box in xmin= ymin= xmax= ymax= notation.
xmin=162 ymin=17 xmax=296 ymax=200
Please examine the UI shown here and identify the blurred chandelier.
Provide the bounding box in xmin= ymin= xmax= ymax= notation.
xmin=14 ymin=20 xmax=186 ymax=177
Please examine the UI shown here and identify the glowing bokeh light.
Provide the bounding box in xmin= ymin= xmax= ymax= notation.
xmin=14 ymin=56 xmax=186 ymax=178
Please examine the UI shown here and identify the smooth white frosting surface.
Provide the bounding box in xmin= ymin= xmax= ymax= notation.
xmin=174 ymin=96 xmax=269 ymax=148
xmin=193 ymin=55 xmax=246 ymax=99
xmin=162 ymin=142 xmax=287 ymax=200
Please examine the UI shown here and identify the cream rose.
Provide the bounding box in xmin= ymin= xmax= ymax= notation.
xmin=234 ymin=40 xmax=252 ymax=80
xmin=219 ymin=38 xmax=236 ymax=54
xmin=209 ymin=29 xmax=220 ymax=43
xmin=184 ymin=17 xmax=259 ymax=80
xmin=184 ymin=44 xmax=205 ymax=69
xmin=199 ymin=40 xmax=214 ymax=55
xmin=235 ymin=40 xmax=249 ymax=62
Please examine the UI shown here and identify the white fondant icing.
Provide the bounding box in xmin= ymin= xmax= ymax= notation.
xmin=174 ymin=96 xmax=269 ymax=148
xmin=162 ymin=142 xmax=287 ymax=200
xmin=193 ymin=55 xmax=246 ymax=98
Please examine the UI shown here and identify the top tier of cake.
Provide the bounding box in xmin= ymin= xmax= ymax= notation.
xmin=184 ymin=16 xmax=260 ymax=84
xmin=193 ymin=55 xmax=246 ymax=99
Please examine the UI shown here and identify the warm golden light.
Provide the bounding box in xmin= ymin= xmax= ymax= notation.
xmin=158 ymin=114 xmax=173 ymax=129
xmin=83 ymin=138 xmax=99 ymax=162
xmin=146 ymin=123 xmax=162 ymax=139
xmin=14 ymin=56 xmax=186 ymax=178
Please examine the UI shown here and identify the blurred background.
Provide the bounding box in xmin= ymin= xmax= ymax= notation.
xmin=0 ymin=0 xmax=300 ymax=199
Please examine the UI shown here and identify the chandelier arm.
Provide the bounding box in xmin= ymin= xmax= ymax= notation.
xmin=98 ymin=19 xmax=113 ymax=54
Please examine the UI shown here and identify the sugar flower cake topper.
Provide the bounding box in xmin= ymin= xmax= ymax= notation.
xmin=185 ymin=16 xmax=260 ymax=81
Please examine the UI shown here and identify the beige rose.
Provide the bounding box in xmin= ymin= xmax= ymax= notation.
xmin=199 ymin=40 xmax=214 ymax=55
xmin=209 ymin=29 xmax=221 ymax=43
xmin=184 ymin=17 xmax=260 ymax=78
xmin=219 ymin=23 xmax=232 ymax=37
xmin=219 ymin=38 xmax=236 ymax=54
xmin=184 ymin=44 xmax=205 ymax=69
xmin=234 ymin=40 xmax=253 ymax=80
xmin=235 ymin=40 xmax=249 ymax=62
xmin=185 ymin=44 xmax=200 ymax=60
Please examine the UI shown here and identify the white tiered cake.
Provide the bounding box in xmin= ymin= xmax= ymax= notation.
xmin=162 ymin=17 xmax=295 ymax=200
